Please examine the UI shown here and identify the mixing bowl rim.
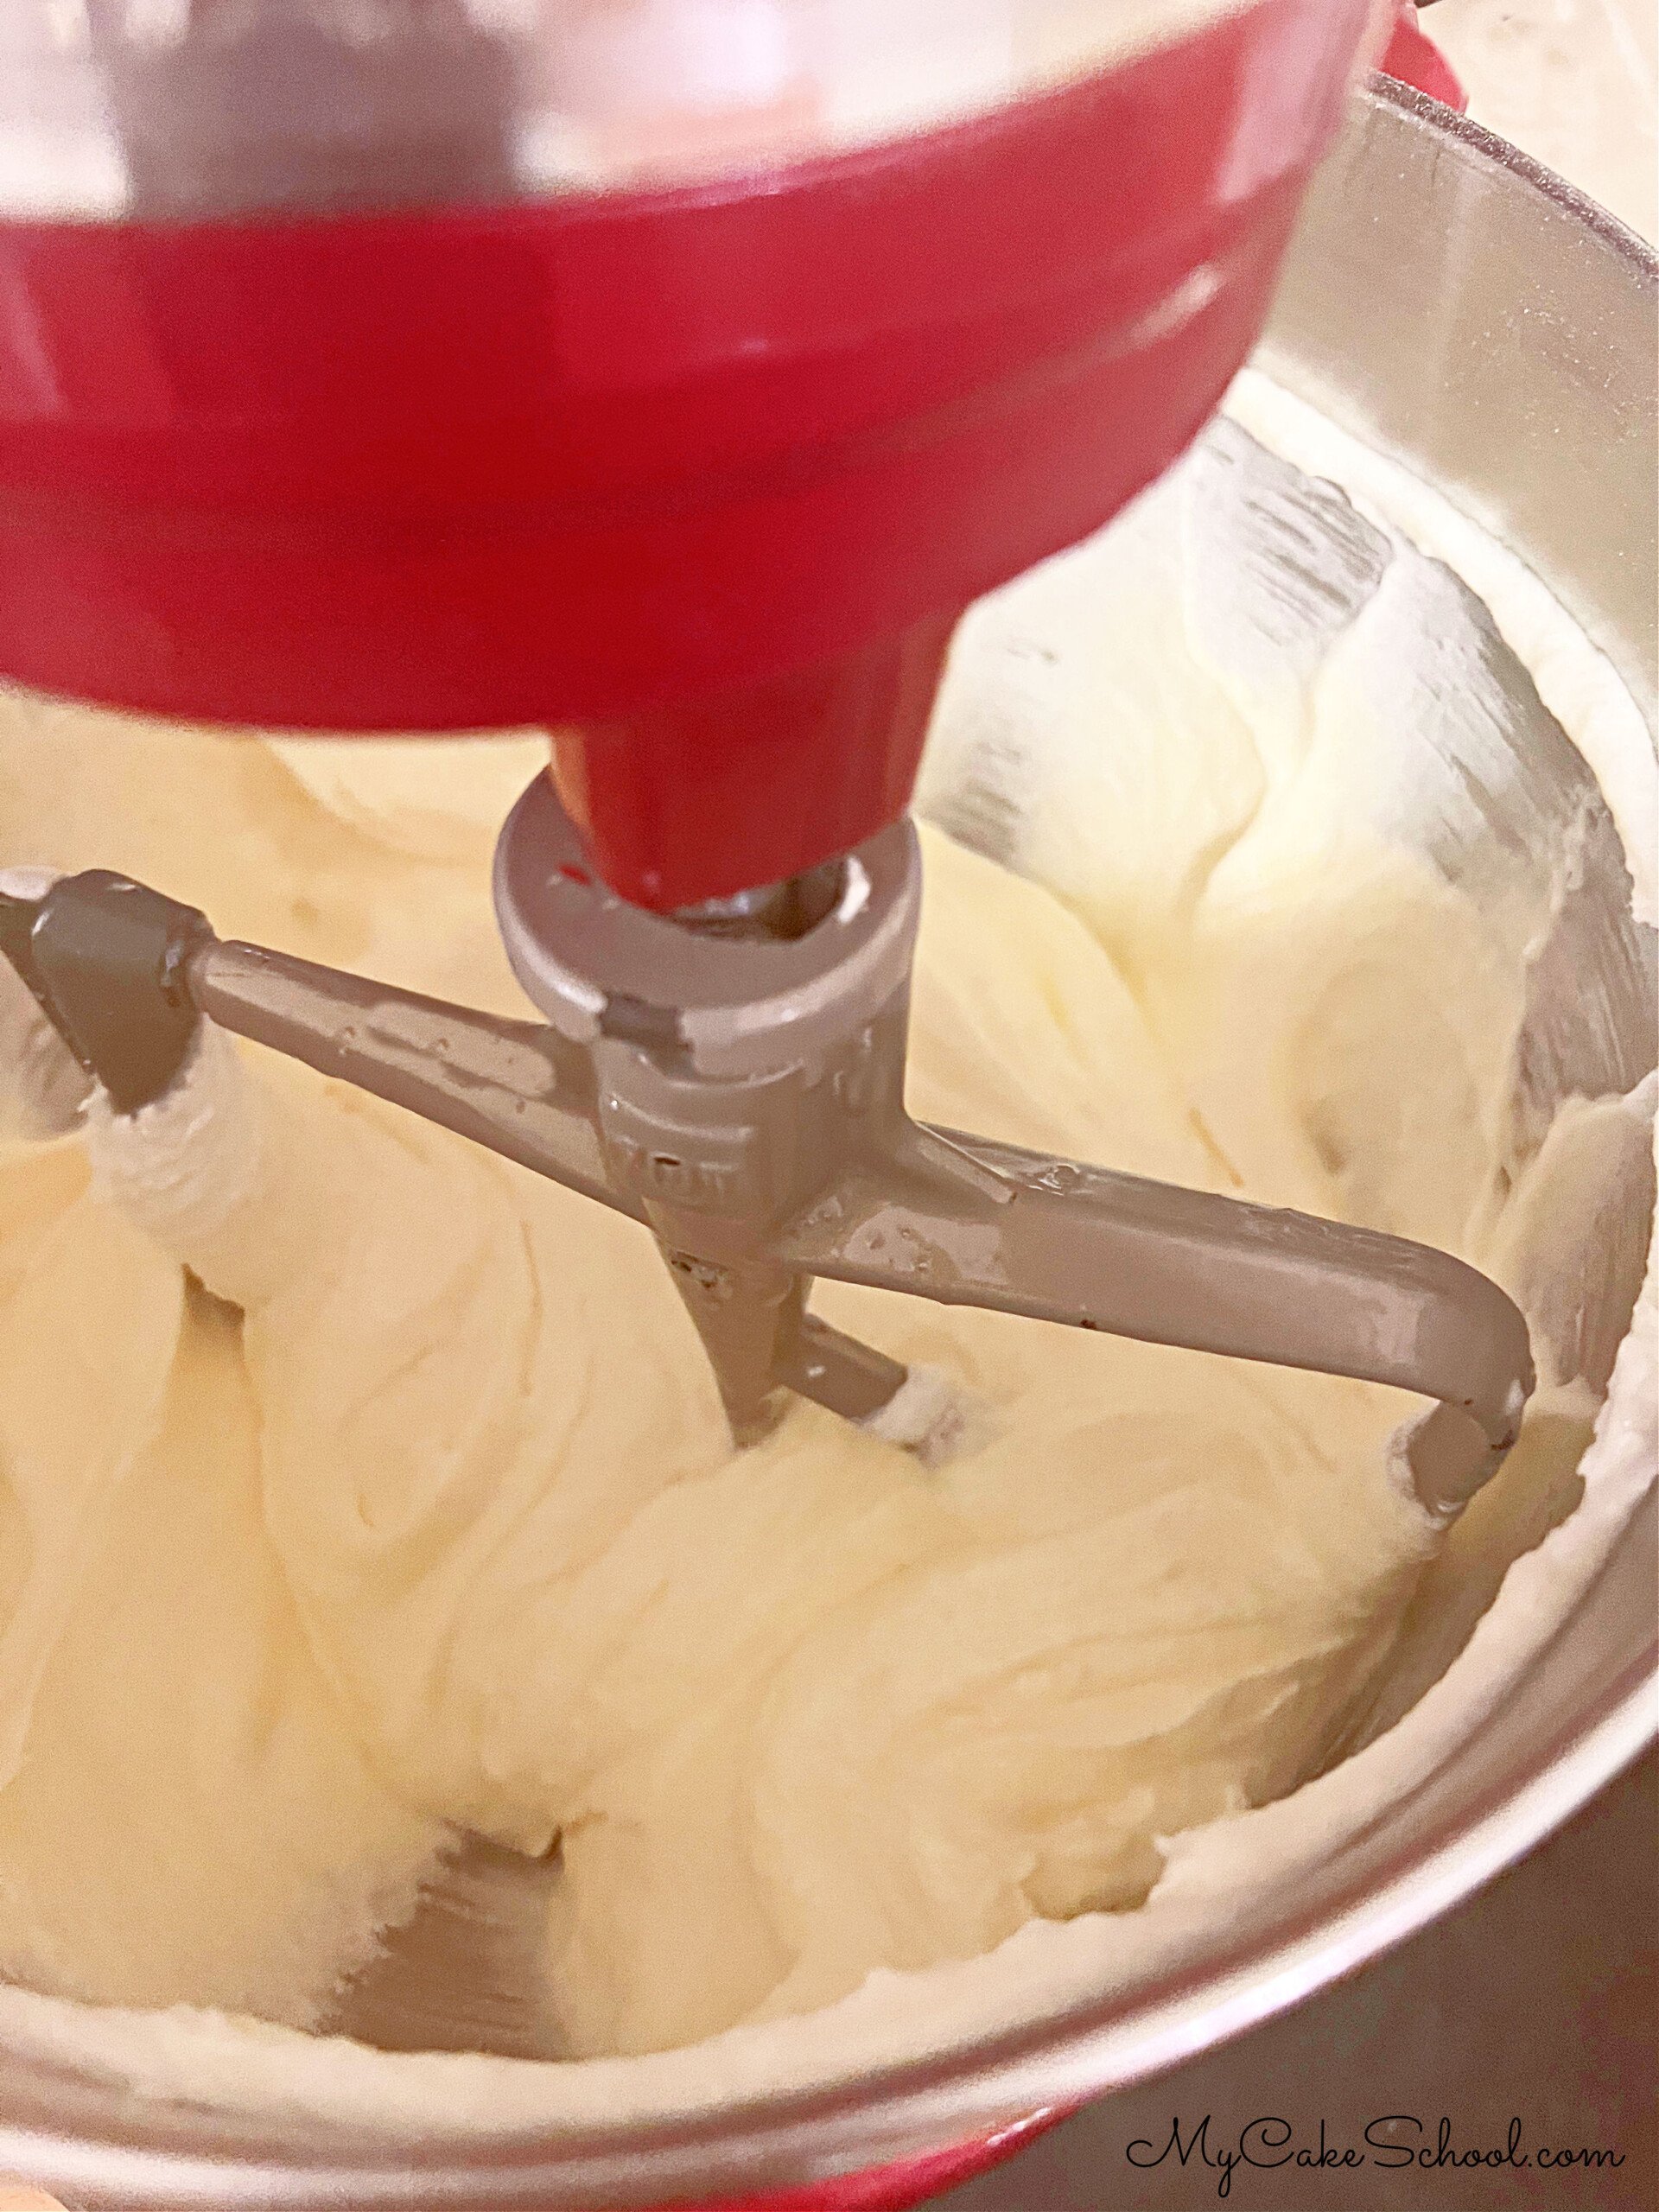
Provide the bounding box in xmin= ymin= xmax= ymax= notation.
xmin=1360 ymin=70 xmax=1658 ymax=283
xmin=3 ymin=1633 xmax=1651 ymax=2198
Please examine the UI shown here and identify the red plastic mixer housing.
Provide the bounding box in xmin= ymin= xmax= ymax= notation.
xmin=0 ymin=0 xmax=1375 ymax=910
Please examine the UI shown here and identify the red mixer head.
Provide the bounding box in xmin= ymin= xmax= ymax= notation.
xmin=0 ymin=0 xmax=1379 ymax=907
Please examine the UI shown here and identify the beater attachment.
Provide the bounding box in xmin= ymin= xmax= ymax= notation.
xmin=0 ymin=779 xmax=1534 ymax=1515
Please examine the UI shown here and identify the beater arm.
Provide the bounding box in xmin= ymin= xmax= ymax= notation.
xmin=1 ymin=802 xmax=1533 ymax=1514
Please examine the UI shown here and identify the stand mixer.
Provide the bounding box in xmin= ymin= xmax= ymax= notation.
xmin=0 ymin=29 xmax=1649 ymax=2197
xmin=0 ymin=1 xmax=1530 ymax=1516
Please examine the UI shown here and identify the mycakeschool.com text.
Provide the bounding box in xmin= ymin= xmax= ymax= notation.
xmin=1124 ymin=2113 xmax=1626 ymax=2199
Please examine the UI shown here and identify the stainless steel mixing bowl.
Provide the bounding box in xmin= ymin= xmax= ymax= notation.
xmin=0 ymin=74 xmax=1654 ymax=2210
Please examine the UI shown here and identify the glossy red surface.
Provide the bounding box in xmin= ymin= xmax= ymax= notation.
xmin=1382 ymin=5 xmax=1466 ymax=112
xmin=0 ymin=0 xmax=1367 ymax=903
xmin=652 ymin=2108 xmax=1065 ymax=2212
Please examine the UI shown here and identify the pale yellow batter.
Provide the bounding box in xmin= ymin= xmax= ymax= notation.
xmin=0 ymin=427 xmax=1618 ymax=2063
